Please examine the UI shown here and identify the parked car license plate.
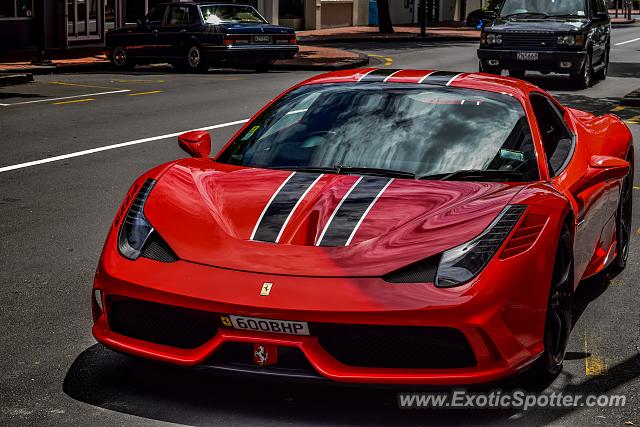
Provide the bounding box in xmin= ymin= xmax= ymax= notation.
xmin=516 ymin=52 xmax=539 ymax=61
xmin=253 ymin=35 xmax=272 ymax=43
xmin=223 ymin=315 xmax=310 ymax=336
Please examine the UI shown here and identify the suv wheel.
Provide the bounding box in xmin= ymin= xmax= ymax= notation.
xmin=509 ymin=69 xmax=526 ymax=79
xmin=571 ymin=52 xmax=593 ymax=89
xmin=594 ymin=48 xmax=609 ymax=81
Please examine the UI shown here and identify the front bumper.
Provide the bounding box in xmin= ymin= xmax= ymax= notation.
xmin=202 ymin=44 xmax=299 ymax=62
xmin=92 ymin=235 xmax=555 ymax=385
xmin=478 ymin=48 xmax=587 ymax=73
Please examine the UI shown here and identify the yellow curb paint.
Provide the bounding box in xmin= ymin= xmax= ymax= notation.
xmin=52 ymin=98 xmax=95 ymax=105
xmin=633 ymin=186 xmax=640 ymax=190
xmin=128 ymin=90 xmax=163 ymax=97
xmin=625 ymin=115 xmax=640 ymax=125
xmin=584 ymin=334 xmax=608 ymax=376
xmin=611 ymin=106 xmax=626 ymax=112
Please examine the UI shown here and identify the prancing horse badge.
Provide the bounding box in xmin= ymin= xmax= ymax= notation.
xmin=260 ymin=282 xmax=273 ymax=296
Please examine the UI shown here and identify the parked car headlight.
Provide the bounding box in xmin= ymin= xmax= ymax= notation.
xmin=435 ymin=205 xmax=526 ymax=288
xmin=557 ymin=34 xmax=582 ymax=46
xmin=486 ymin=33 xmax=502 ymax=44
xmin=118 ymin=178 xmax=156 ymax=260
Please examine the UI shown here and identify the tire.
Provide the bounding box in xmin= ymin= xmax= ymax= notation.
xmin=531 ymin=224 xmax=574 ymax=378
xmin=594 ymin=48 xmax=609 ymax=81
xmin=509 ymin=69 xmax=526 ymax=79
xmin=479 ymin=60 xmax=500 ymax=75
xmin=602 ymin=150 xmax=634 ymax=278
xmin=253 ymin=60 xmax=274 ymax=73
xmin=571 ymin=52 xmax=593 ymax=89
xmin=110 ymin=46 xmax=136 ymax=70
xmin=181 ymin=45 xmax=208 ymax=73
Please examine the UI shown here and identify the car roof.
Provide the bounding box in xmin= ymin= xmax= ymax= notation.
xmin=301 ymin=68 xmax=540 ymax=102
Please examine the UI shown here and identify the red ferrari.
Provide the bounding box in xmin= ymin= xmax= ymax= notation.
xmin=92 ymin=69 xmax=634 ymax=385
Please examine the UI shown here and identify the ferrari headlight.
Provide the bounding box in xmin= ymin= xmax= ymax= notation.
xmin=118 ymin=178 xmax=156 ymax=260
xmin=435 ymin=205 xmax=526 ymax=288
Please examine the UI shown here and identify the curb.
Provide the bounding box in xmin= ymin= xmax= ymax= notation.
xmin=298 ymin=35 xmax=478 ymax=45
xmin=621 ymin=88 xmax=640 ymax=107
xmin=611 ymin=19 xmax=637 ymax=26
xmin=0 ymin=73 xmax=34 ymax=86
xmin=273 ymin=52 xmax=369 ymax=71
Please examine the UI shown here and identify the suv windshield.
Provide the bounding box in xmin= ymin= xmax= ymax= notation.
xmin=200 ymin=5 xmax=266 ymax=24
xmin=500 ymin=0 xmax=587 ymax=17
xmin=217 ymin=84 xmax=539 ymax=182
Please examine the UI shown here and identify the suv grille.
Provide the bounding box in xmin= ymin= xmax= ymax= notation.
xmin=311 ymin=324 xmax=476 ymax=369
xmin=108 ymin=297 xmax=219 ymax=349
xmin=501 ymin=32 xmax=557 ymax=50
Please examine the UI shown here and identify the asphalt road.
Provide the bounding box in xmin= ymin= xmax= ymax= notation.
xmin=1 ymin=24 xmax=640 ymax=426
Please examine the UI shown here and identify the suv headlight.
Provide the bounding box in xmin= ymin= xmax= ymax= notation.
xmin=558 ymin=34 xmax=584 ymax=47
xmin=487 ymin=33 xmax=502 ymax=44
xmin=435 ymin=205 xmax=526 ymax=288
xmin=118 ymin=178 xmax=156 ymax=260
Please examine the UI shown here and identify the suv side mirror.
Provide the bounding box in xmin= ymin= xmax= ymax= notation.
xmin=570 ymin=155 xmax=629 ymax=195
xmin=178 ymin=130 xmax=212 ymax=159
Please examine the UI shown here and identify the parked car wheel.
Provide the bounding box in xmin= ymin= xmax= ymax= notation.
xmin=110 ymin=46 xmax=136 ymax=70
xmin=509 ymin=69 xmax=526 ymax=79
xmin=594 ymin=48 xmax=609 ymax=81
xmin=571 ymin=52 xmax=593 ymax=89
xmin=181 ymin=45 xmax=208 ymax=73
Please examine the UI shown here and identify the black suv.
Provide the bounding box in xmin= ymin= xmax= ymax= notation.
xmin=477 ymin=0 xmax=611 ymax=88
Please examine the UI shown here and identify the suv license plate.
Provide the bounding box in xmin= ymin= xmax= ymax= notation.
xmin=253 ymin=35 xmax=271 ymax=43
xmin=516 ymin=52 xmax=539 ymax=61
xmin=224 ymin=315 xmax=310 ymax=336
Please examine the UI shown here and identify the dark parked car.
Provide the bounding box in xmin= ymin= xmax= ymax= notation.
xmin=477 ymin=0 xmax=611 ymax=88
xmin=106 ymin=2 xmax=299 ymax=72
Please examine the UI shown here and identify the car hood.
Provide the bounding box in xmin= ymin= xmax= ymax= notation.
xmin=489 ymin=17 xmax=588 ymax=32
xmin=217 ymin=23 xmax=294 ymax=35
xmin=142 ymin=160 xmax=525 ymax=277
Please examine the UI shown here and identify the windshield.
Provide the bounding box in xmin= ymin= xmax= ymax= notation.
xmin=217 ymin=84 xmax=539 ymax=182
xmin=200 ymin=5 xmax=266 ymax=24
xmin=499 ymin=0 xmax=587 ymax=17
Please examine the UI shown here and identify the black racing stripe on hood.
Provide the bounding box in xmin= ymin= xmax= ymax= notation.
xmin=252 ymin=172 xmax=321 ymax=243
xmin=318 ymin=176 xmax=392 ymax=247
xmin=359 ymin=69 xmax=401 ymax=82
xmin=419 ymin=71 xmax=462 ymax=86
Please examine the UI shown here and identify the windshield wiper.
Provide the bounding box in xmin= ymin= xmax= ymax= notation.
xmin=418 ymin=169 xmax=525 ymax=182
xmin=269 ymin=165 xmax=416 ymax=179
xmin=502 ymin=12 xmax=548 ymax=18
xmin=547 ymin=14 xmax=583 ymax=18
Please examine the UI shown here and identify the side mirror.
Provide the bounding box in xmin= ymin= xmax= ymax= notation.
xmin=570 ymin=155 xmax=630 ymax=195
xmin=178 ymin=130 xmax=211 ymax=159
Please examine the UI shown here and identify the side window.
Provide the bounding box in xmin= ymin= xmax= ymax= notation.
xmin=530 ymin=94 xmax=574 ymax=177
xmin=146 ymin=6 xmax=166 ymax=25
xmin=167 ymin=6 xmax=188 ymax=26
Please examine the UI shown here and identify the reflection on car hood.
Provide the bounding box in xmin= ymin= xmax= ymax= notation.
xmin=142 ymin=160 xmax=526 ymax=277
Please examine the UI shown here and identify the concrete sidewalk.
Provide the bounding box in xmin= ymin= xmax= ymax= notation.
xmin=0 ymin=44 xmax=367 ymax=76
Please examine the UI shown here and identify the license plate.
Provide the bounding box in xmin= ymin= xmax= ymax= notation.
xmin=253 ymin=35 xmax=271 ymax=43
xmin=516 ymin=52 xmax=539 ymax=61
xmin=223 ymin=315 xmax=310 ymax=336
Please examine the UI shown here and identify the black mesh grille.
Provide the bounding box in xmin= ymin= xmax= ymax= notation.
xmin=141 ymin=232 xmax=178 ymax=263
xmin=382 ymin=256 xmax=439 ymax=283
xmin=108 ymin=297 xmax=218 ymax=349
xmin=501 ymin=32 xmax=557 ymax=50
xmin=312 ymin=324 xmax=476 ymax=369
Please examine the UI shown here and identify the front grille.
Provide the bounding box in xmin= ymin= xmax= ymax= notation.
xmin=312 ymin=324 xmax=476 ymax=369
xmin=108 ymin=297 xmax=219 ymax=349
xmin=501 ymin=32 xmax=557 ymax=50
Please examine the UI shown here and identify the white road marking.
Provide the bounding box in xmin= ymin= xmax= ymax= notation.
xmin=0 ymin=89 xmax=131 ymax=106
xmin=615 ymin=37 xmax=640 ymax=46
xmin=0 ymin=119 xmax=249 ymax=174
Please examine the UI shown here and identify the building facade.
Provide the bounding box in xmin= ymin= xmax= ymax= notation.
xmin=0 ymin=0 xmax=369 ymax=51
